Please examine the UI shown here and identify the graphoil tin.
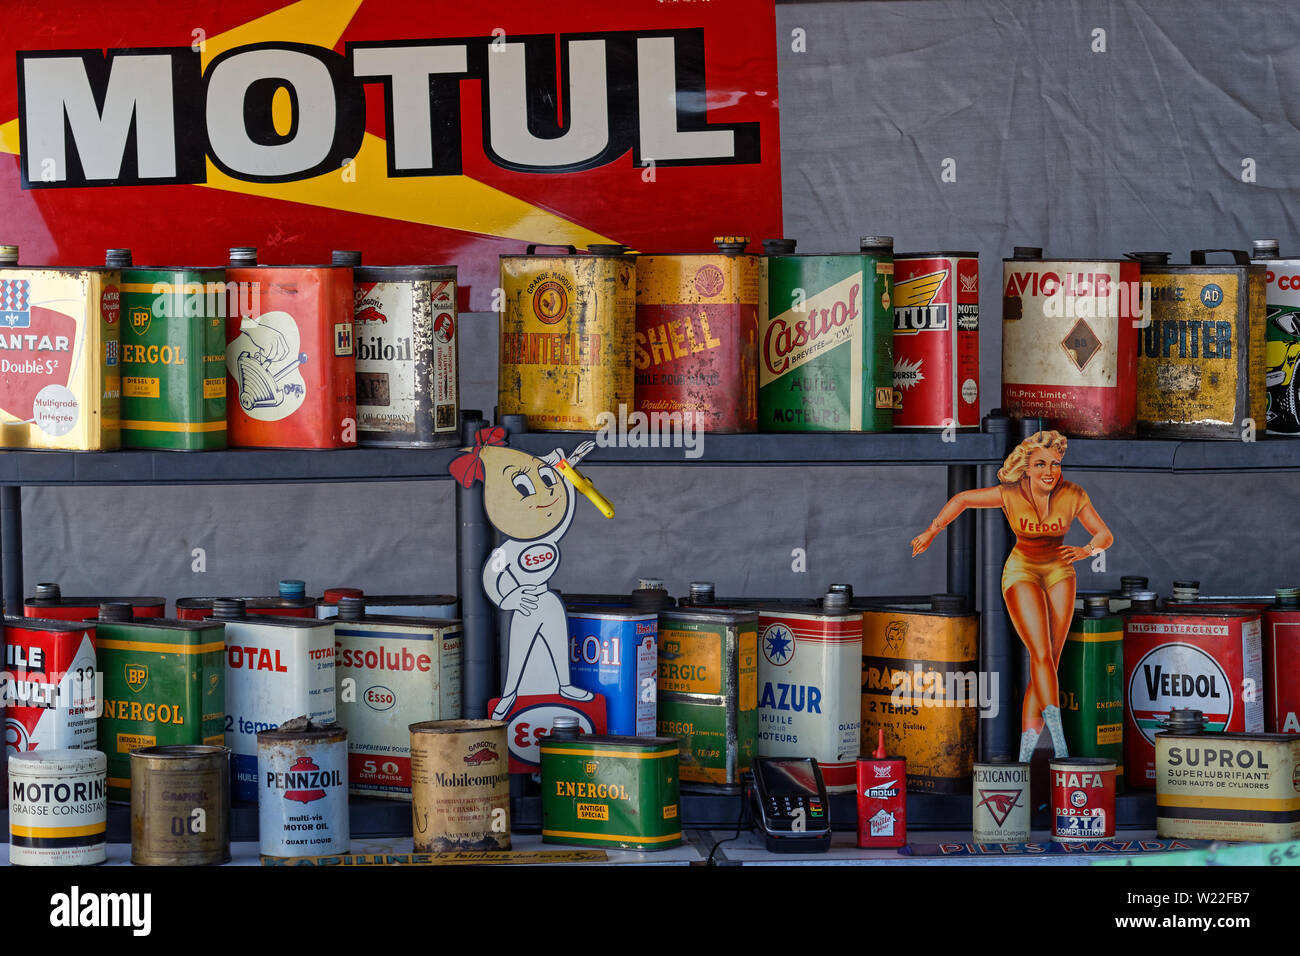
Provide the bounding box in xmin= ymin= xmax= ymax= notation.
xmin=315 ymin=589 xmax=458 ymax=620
xmin=1050 ymin=756 xmax=1116 ymax=841
xmin=757 ymin=591 xmax=862 ymax=792
xmin=972 ymin=758 xmax=1031 ymax=843
xmin=565 ymin=607 xmax=657 ymax=737
xmin=25 ymin=581 xmax=164 ymax=620
xmin=1264 ymin=588 xmax=1300 ymax=733
xmin=129 ymin=744 xmax=231 ymax=865
xmin=177 ymin=579 xmax=319 ymax=620
xmin=3 ymin=616 xmax=97 ymax=753
xmin=1252 ymin=240 xmax=1300 ymax=435
xmin=499 ymin=244 xmax=635 ymax=431
xmin=892 ymin=252 xmax=979 ymax=429
xmin=8 ymin=748 xmax=107 ymax=865
xmin=1001 ymin=248 xmax=1140 ymax=436
xmin=409 ymin=719 xmax=511 ymax=852
xmin=257 ymin=717 xmax=349 ymax=857
xmin=857 ymin=729 xmax=906 ymax=848
xmin=1059 ymin=595 xmax=1125 ymax=789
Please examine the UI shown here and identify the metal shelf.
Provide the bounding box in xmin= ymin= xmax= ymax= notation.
xmin=1060 ymin=436 xmax=1300 ymax=473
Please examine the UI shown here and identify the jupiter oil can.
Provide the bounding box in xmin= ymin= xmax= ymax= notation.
xmin=1264 ymin=588 xmax=1300 ymax=733
xmin=1250 ymin=240 xmax=1300 ymax=435
xmin=257 ymin=717 xmax=349 ymax=857
xmin=565 ymin=608 xmax=657 ymax=737
xmin=1059 ymin=595 xmax=1125 ymax=789
xmin=3 ymin=616 xmax=97 ymax=754
xmin=25 ymin=582 xmax=164 ymax=620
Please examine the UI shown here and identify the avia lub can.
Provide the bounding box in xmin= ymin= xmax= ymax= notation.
xmin=1058 ymin=595 xmax=1125 ymax=789
xmin=656 ymin=607 xmax=758 ymax=790
xmin=1001 ymin=248 xmax=1140 ymax=436
xmin=972 ymin=759 xmax=1031 ymax=843
xmin=1050 ymin=756 xmax=1116 ymax=841
xmin=892 ymin=252 xmax=980 ymax=429
xmin=499 ymin=244 xmax=635 ymax=431
xmin=118 ymin=265 xmax=228 ymax=449
xmin=214 ymin=599 xmax=336 ymax=801
xmin=25 ymin=582 xmax=164 ymax=620
xmin=4 ymin=617 xmax=97 ymax=753
xmin=224 ymin=249 xmax=357 ymax=448
xmin=129 ymin=744 xmax=231 ymax=865
xmin=257 ymin=717 xmax=349 ymax=857
xmin=1128 ymin=250 xmax=1266 ymax=439
xmin=177 ymin=579 xmax=319 ymax=620
xmin=94 ymin=603 xmax=225 ymax=801
xmin=315 ymin=589 xmax=458 ymax=620
xmin=8 ymin=749 xmax=107 ymax=865
xmin=857 ymin=729 xmax=906 ymax=848
xmin=333 ymin=597 xmax=463 ymax=798
xmin=1252 ymin=240 xmax=1300 ymax=435
xmin=565 ymin=608 xmax=658 ymax=737
xmin=861 ymin=595 xmax=979 ymax=793
xmin=0 ymin=247 xmax=120 ymax=450
xmin=756 ymin=592 xmax=862 ymax=792
xmin=408 ymin=719 xmax=510 ymax=852
xmin=759 ymin=237 xmax=895 ymax=432
xmin=1264 ymin=588 xmax=1300 ymax=733
xmin=634 ymin=237 xmax=759 ymax=432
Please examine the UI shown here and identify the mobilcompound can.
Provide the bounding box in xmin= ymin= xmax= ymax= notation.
xmin=176 ymin=579 xmax=319 ymax=620
xmin=1059 ymin=595 xmax=1125 ymax=789
xmin=314 ymin=590 xmax=457 ymax=620
xmin=499 ymin=245 xmax=635 ymax=431
xmin=409 ymin=719 xmax=511 ymax=852
xmin=972 ymin=759 xmax=1031 ymax=843
xmin=1050 ymin=756 xmax=1116 ymax=841
xmin=1253 ymin=240 xmax=1300 ymax=435
xmin=257 ymin=718 xmax=349 ymax=857
xmin=3 ymin=616 xmax=97 ymax=753
xmin=1001 ymin=248 xmax=1140 ymax=436
xmin=565 ymin=608 xmax=658 ymax=737
xmin=8 ymin=748 xmax=108 ymax=865
xmin=857 ymin=730 xmax=906 ymax=848
xmin=759 ymin=238 xmax=895 ymax=432
xmin=129 ymin=744 xmax=231 ymax=865
xmin=634 ymin=237 xmax=759 ymax=432
xmin=1264 ymin=588 xmax=1300 ymax=733
xmin=892 ymin=252 xmax=980 ymax=429
xmin=25 ymin=582 xmax=164 ymax=620
xmin=539 ymin=734 xmax=681 ymax=850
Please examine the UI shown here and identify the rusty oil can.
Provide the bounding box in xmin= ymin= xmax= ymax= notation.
xmin=129 ymin=744 xmax=231 ymax=865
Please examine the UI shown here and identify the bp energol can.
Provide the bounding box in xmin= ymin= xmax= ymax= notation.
xmin=1264 ymin=588 xmax=1300 ymax=733
xmin=972 ymin=759 xmax=1030 ymax=843
xmin=129 ymin=744 xmax=231 ymax=865
xmin=257 ymin=717 xmax=349 ymax=857
xmin=25 ymin=581 xmax=164 ymax=620
xmin=1253 ymin=240 xmax=1300 ymax=434
xmin=4 ymin=616 xmax=97 ymax=753
xmin=8 ymin=748 xmax=107 ymax=865
xmin=409 ymin=719 xmax=511 ymax=852
xmin=1050 ymin=756 xmax=1116 ymax=841
xmin=565 ymin=608 xmax=658 ymax=737
xmin=1059 ymin=595 xmax=1124 ymax=789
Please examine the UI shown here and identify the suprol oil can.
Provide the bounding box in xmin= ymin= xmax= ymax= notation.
xmin=892 ymin=252 xmax=979 ymax=429
xmin=1059 ymin=595 xmax=1125 ymax=789
xmin=565 ymin=607 xmax=658 ymax=737
xmin=176 ymin=579 xmax=319 ymax=620
xmin=24 ymin=582 xmax=164 ymax=621
xmin=1263 ymin=587 xmax=1300 ymax=733
xmin=3 ymin=616 xmax=97 ymax=753
xmin=1250 ymin=240 xmax=1300 ymax=435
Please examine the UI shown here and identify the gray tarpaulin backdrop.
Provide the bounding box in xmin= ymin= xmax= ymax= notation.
xmin=19 ymin=0 xmax=1300 ymax=606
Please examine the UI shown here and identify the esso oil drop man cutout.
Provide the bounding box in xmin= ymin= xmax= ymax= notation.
xmin=912 ymin=430 xmax=1114 ymax=762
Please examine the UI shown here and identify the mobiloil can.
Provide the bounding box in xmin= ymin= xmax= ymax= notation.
xmin=1264 ymin=587 xmax=1300 ymax=733
xmin=25 ymin=582 xmax=164 ymax=620
xmin=176 ymin=579 xmax=319 ymax=620
xmin=409 ymin=719 xmax=511 ymax=851
xmin=1059 ymin=595 xmax=1125 ymax=789
xmin=257 ymin=717 xmax=349 ymax=857
xmin=1252 ymin=239 xmax=1300 ymax=435
xmin=129 ymin=744 xmax=231 ymax=865
xmin=565 ymin=606 xmax=657 ymax=737
xmin=4 ymin=616 xmax=97 ymax=753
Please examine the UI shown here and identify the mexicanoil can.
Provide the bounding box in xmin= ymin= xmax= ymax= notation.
xmin=315 ymin=590 xmax=457 ymax=620
xmin=499 ymin=244 xmax=635 ymax=431
xmin=3 ymin=616 xmax=97 ymax=753
xmin=408 ymin=719 xmax=510 ymax=851
xmin=258 ymin=717 xmax=349 ymax=857
xmin=1264 ymin=588 xmax=1300 ymax=733
xmin=25 ymin=582 xmax=164 ymax=620
xmin=1050 ymin=756 xmax=1116 ymax=841
xmin=176 ymin=579 xmax=319 ymax=620
xmin=972 ymin=758 xmax=1031 ymax=843
xmin=214 ymin=599 xmax=336 ymax=801
xmin=857 ymin=728 xmax=906 ymax=848
xmin=1129 ymin=250 xmax=1266 ymax=439
xmin=1252 ymin=240 xmax=1300 ymax=434
xmin=93 ymin=604 xmax=225 ymax=801
xmin=656 ymin=607 xmax=758 ymax=790
xmin=756 ymin=591 xmax=861 ymax=792
xmin=892 ymin=252 xmax=980 ymax=429
xmin=861 ymin=594 xmax=979 ymax=794
xmin=8 ymin=748 xmax=107 ymax=865
xmin=565 ymin=608 xmax=657 ymax=737
xmin=0 ymin=249 xmax=120 ymax=450
xmin=633 ymin=237 xmax=758 ymax=432
xmin=1059 ymin=595 xmax=1125 ymax=789
xmin=129 ymin=744 xmax=231 ymax=865
xmin=1001 ymin=248 xmax=1140 ymax=436
xmin=759 ymin=238 xmax=895 ymax=432
xmin=539 ymin=731 xmax=681 ymax=850
xmin=333 ymin=597 xmax=463 ymax=798
xmin=118 ymin=266 xmax=227 ymax=449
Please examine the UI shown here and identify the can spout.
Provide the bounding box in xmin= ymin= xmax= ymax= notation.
xmin=874 ymin=727 xmax=887 ymax=760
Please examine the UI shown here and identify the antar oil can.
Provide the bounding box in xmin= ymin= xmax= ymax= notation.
xmin=1001 ymin=248 xmax=1140 ymax=436
xmin=333 ymin=597 xmax=462 ymax=798
xmin=1252 ymin=240 xmax=1300 ymax=435
xmin=129 ymin=744 xmax=231 ymax=865
xmin=8 ymin=748 xmax=107 ymax=865
xmin=857 ymin=728 xmax=906 ymax=848
xmin=315 ymin=589 xmax=458 ymax=620
xmin=1050 ymin=756 xmax=1116 ymax=841
xmin=257 ymin=717 xmax=349 ymax=857
xmin=1264 ymin=588 xmax=1300 ymax=733
xmin=93 ymin=603 xmax=225 ymax=801
xmin=634 ymin=237 xmax=759 ymax=432
xmin=757 ymin=591 xmax=862 ymax=792
xmin=759 ymin=237 xmax=895 ymax=432
xmin=4 ymin=616 xmax=97 ymax=753
xmin=177 ymin=579 xmax=319 ymax=620
xmin=656 ymin=607 xmax=758 ymax=790
xmin=892 ymin=252 xmax=979 ymax=429
xmin=565 ymin=607 xmax=657 ymax=737
xmin=1059 ymin=595 xmax=1125 ymax=789
xmin=408 ymin=719 xmax=511 ymax=851
xmin=25 ymin=582 xmax=164 ymax=620
xmin=972 ymin=758 xmax=1030 ymax=843
xmin=0 ymin=247 xmax=120 ymax=450
xmin=499 ymin=244 xmax=635 ymax=431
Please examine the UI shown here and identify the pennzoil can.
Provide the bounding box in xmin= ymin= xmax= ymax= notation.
xmin=1059 ymin=595 xmax=1125 ymax=790
xmin=1250 ymin=240 xmax=1300 ymax=435
xmin=499 ymin=244 xmax=635 ymax=431
xmin=633 ymin=237 xmax=759 ymax=432
xmin=565 ymin=607 xmax=658 ymax=737
xmin=24 ymin=582 xmax=164 ymax=620
xmin=3 ymin=616 xmax=97 ymax=753
xmin=1129 ymin=250 xmax=1266 ymax=439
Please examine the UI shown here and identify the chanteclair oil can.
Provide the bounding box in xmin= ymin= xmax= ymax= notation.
xmin=1050 ymin=756 xmax=1116 ymax=841
xmin=892 ymin=252 xmax=979 ymax=429
xmin=1252 ymin=240 xmax=1300 ymax=435
xmin=759 ymin=237 xmax=895 ymax=432
xmin=565 ymin=607 xmax=657 ymax=737
xmin=3 ymin=617 xmax=97 ymax=754
xmin=1001 ymin=248 xmax=1140 ymax=436
xmin=409 ymin=719 xmax=510 ymax=852
xmin=25 ymin=582 xmax=164 ymax=620
xmin=333 ymin=597 xmax=462 ymax=798
xmin=857 ymin=729 xmax=906 ymax=848
xmin=972 ymin=759 xmax=1030 ymax=843
xmin=0 ymin=247 xmax=120 ymax=450
xmin=129 ymin=744 xmax=231 ymax=865
xmin=1264 ymin=588 xmax=1300 ymax=733
xmin=1058 ymin=595 xmax=1125 ymax=789
xmin=176 ymin=579 xmax=319 ymax=620
xmin=499 ymin=244 xmax=635 ymax=431
xmin=8 ymin=748 xmax=107 ymax=865
xmin=257 ymin=717 xmax=349 ymax=857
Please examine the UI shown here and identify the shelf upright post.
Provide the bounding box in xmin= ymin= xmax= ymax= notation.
xmin=1 ymin=485 xmax=21 ymax=615
xmin=456 ymin=416 xmax=495 ymax=719
xmin=945 ymin=464 xmax=976 ymax=602
xmin=978 ymin=413 xmax=1015 ymax=759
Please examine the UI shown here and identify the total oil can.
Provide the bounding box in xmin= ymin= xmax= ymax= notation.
xmin=892 ymin=252 xmax=979 ymax=429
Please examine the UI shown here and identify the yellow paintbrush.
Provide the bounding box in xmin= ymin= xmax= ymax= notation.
xmin=555 ymin=456 xmax=614 ymax=518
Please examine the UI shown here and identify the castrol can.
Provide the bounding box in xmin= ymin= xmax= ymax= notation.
xmin=1252 ymin=240 xmax=1300 ymax=435
xmin=315 ymin=589 xmax=457 ymax=620
xmin=1001 ymin=248 xmax=1140 ymax=436
xmin=176 ymin=579 xmax=318 ymax=620
xmin=756 ymin=593 xmax=862 ymax=792
xmin=1059 ymin=595 xmax=1125 ymax=789
xmin=408 ymin=719 xmax=511 ymax=851
xmin=25 ymin=581 xmax=164 ymax=620
xmin=129 ymin=744 xmax=231 ymax=865
xmin=257 ymin=717 xmax=349 ymax=857
xmin=857 ymin=729 xmax=906 ymax=848
xmin=633 ymin=238 xmax=759 ymax=432
xmin=499 ymin=245 xmax=635 ymax=431
xmin=8 ymin=748 xmax=107 ymax=865
xmin=1264 ymin=588 xmax=1300 ymax=733
xmin=1050 ymin=756 xmax=1116 ymax=841
xmin=972 ymin=759 xmax=1030 ymax=843
xmin=333 ymin=598 xmax=462 ymax=798
xmin=892 ymin=252 xmax=980 ymax=429
xmin=565 ymin=608 xmax=658 ymax=737
xmin=3 ymin=616 xmax=97 ymax=753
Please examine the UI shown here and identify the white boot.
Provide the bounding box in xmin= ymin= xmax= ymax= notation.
xmin=1043 ymin=705 xmax=1068 ymax=757
xmin=1018 ymin=728 xmax=1039 ymax=762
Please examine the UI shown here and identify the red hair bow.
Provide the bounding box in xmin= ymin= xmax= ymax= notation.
xmin=449 ymin=426 xmax=508 ymax=487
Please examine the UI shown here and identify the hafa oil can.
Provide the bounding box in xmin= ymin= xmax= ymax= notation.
xmin=972 ymin=758 xmax=1031 ymax=843
xmin=565 ymin=607 xmax=658 ymax=737
xmin=3 ymin=616 xmax=97 ymax=753
xmin=24 ymin=582 xmax=164 ymax=620
xmin=408 ymin=719 xmax=510 ymax=851
xmin=1264 ymin=588 xmax=1300 ymax=733
xmin=315 ymin=588 xmax=457 ymax=620
xmin=857 ymin=729 xmax=906 ymax=848
xmin=8 ymin=748 xmax=107 ymax=865
xmin=257 ymin=717 xmax=349 ymax=857
xmin=1252 ymin=240 xmax=1300 ymax=435
xmin=1050 ymin=756 xmax=1116 ymax=841
xmin=176 ymin=579 xmax=319 ymax=620
xmin=1058 ymin=595 xmax=1125 ymax=789
xmin=129 ymin=744 xmax=231 ymax=865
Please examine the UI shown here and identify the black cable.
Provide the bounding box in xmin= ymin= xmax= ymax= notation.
xmin=705 ymin=785 xmax=752 ymax=866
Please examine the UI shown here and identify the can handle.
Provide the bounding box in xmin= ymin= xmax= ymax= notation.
xmin=525 ymin=244 xmax=578 ymax=255
xmin=1190 ymin=248 xmax=1251 ymax=265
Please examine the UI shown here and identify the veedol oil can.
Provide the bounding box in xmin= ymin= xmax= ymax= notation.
xmin=656 ymin=607 xmax=758 ymax=790
xmin=94 ymin=603 xmax=225 ymax=801
xmin=1059 ymin=595 xmax=1125 ymax=789
xmin=499 ymin=244 xmax=635 ymax=431
xmin=315 ymin=589 xmax=457 ymax=620
xmin=1129 ymin=250 xmax=1266 ymax=439
xmin=257 ymin=717 xmax=349 ymax=857
xmin=408 ymin=719 xmax=510 ymax=852
xmin=3 ymin=616 xmax=97 ymax=753
xmin=8 ymin=748 xmax=107 ymax=865
xmin=892 ymin=252 xmax=980 ymax=429
xmin=972 ymin=758 xmax=1030 ymax=843
xmin=1264 ymin=588 xmax=1300 ymax=733
xmin=0 ymin=247 xmax=120 ymax=450
xmin=129 ymin=744 xmax=231 ymax=865
xmin=1252 ymin=240 xmax=1300 ymax=435
xmin=119 ymin=265 xmax=228 ymax=449
xmin=214 ymin=599 xmax=336 ymax=801
xmin=759 ymin=237 xmax=895 ymax=432
xmin=565 ymin=608 xmax=658 ymax=737
xmin=1001 ymin=248 xmax=1140 ymax=436
xmin=177 ymin=579 xmax=319 ymax=620
xmin=25 ymin=581 xmax=164 ymax=620
xmin=539 ymin=730 xmax=681 ymax=850
xmin=861 ymin=594 xmax=979 ymax=794
xmin=633 ymin=237 xmax=759 ymax=432
xmin=333 ymin=597 xmax=463 ymax=798
xmin=756 ymin=592 xmax=862 ymax=792
xmin=1050 ymin=756 xmax=1116 ymax=841
xmin=224 ymin=249 xmax=357 ymax=449
xmin=857 ymin=729 xmax=906 ymax=848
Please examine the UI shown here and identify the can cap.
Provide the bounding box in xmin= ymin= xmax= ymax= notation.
xmin=98 ymin=602 xmax=133 ymax=622
xmin=1011 ymin=246 xmax=1043 ymax=259
xmin=762 ymin=238 xmax=797 ymax=255
xmin=823 ymin=590 xmax=850 ymax=609
xmin=688 ymin=581 xmax=716 ymax=604
xmin=931 ymin=593 xmax=968 ymax=613
xmin=873 ymin=727 xmax=888 ymax=760
xmin=323 ymin=586 xmax=363 ymax=603
xmin=1128 ymin=590 xmax=1159 ymax=610
xmin=1274 ymin=587 xmax=1300 ymax=608
xmin=550 ymin=716 xmax=580 ymax=740
xmin=828 ymin=583 xmax=854 ymax=598
xmin=33 ymin=582 xmax=62 ymax=602
xmin=278 ymin=579 xmax=307 ymax=601
xmin=257 ymin=715 xmax=346 ymax=744
xmin=1119 ymin=575 xmax=1149 ymax=595
xmin=587 ymin=244 xmax=631 ymax=255
xmin=1252 ymin=239 xmax=1280 ymax=259
xmin=105 ymin=248 xmax=133 ymax=268
xmin=1171 ymin=580 xmax=1200 ymax=602
xmin=229 ymin=246 xmax=258 ymax=266
xmin=336 ymin=596 xmax=366 ymax=620
xmin=713 ymin=236 xmax=750 ymax=254
xmin=1124 ymin=251 xmax=1171 ymax=265
xmin=631 ymin=581 xmax=672 ymax=612
xmin=1160 ymin=709 xmax=1207 ymax=734
xmin=0 ymin=245 xmax=18 ymax=265
xmin=860 ymin=236 xmax=894 ymax=253
xmin=1083 ymin=594 xmax=1112 ymax=616
xmin=211 ymin=598 xmax=246 ymax=620
xmin=331 ymin=250 xmax=362 ymax=266
xmin=8 ymin=748 xmax=107 ymax=775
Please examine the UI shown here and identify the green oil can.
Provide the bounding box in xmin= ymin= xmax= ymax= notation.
xmin=1059 ymin=595 xmax=1125 ymax=790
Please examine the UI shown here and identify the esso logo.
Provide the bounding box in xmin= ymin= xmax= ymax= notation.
xmin=507 ymin=702 xmax=594 ymax=768
xmin=364 ymin=685 xmax=396 ymax=711
xmin=521 ymin=544 xmax=557 ymax=572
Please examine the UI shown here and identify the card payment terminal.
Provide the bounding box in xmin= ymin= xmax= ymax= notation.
xmin=750 ymin=757 xmax=832 ymax=853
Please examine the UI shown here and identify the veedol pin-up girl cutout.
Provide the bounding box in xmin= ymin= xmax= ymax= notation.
xmin=912 ymin=430 xmax=1113 ymax=762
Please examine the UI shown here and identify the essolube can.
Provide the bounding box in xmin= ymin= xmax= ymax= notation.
xmin=257 ymin=718 xmax=349 ymax=857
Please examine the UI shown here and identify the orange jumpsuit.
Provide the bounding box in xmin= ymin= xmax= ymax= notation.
xmin=999 ymin=480 xmax=1091 ymax=594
